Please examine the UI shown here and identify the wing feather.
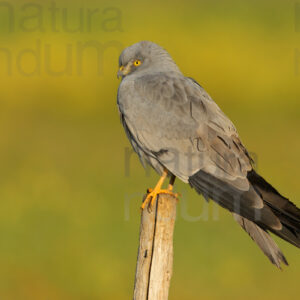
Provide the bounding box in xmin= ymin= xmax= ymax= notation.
xmin=118 ymin=73 xmax=252 ymax=190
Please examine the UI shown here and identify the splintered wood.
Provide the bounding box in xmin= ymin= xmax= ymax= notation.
xmin=133 ymin=194 xmax=177 ymax=300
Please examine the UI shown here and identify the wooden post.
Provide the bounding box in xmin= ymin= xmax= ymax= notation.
xmin=133 ymin=194 xmax=177 ymax=300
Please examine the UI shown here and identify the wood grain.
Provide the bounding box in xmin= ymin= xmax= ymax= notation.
xmin=133 ymin=194 xmax=177 ymax=300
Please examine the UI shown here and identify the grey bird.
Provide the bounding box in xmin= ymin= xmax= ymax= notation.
xmin=117 ymin=40 xmax=300 ymax=268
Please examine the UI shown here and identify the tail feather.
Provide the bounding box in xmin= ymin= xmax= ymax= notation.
xmin=189 ymin=169 xmax=300 ymax=267
xmin=248 ymin=170 xmax=300 ymax=248
xmin=233 ymin=213 xmax=288 ymax=268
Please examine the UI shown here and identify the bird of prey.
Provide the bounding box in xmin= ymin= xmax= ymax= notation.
xmin=117 ymin=40 xmax=300 ymax=268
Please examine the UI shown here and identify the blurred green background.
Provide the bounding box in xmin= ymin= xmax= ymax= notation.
xmin=0 ymin=0 xmax=299 ymax=299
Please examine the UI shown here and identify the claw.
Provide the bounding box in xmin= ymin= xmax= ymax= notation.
xmin=141 ymin=171 xmax=178 ymax=211
xmin=141 ymin=188 xmax=178 ymax=210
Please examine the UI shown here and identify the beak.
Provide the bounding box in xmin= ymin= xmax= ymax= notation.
xmin=117 ymin=63 xmax=132 ymax=79
xmin=117 ymin=69 xmax=123 ymax=79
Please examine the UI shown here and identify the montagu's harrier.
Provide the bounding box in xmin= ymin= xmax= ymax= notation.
xmin=117 ymin=41 xmax=300 ymax=268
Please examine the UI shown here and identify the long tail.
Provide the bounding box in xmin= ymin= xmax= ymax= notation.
xmin=248 ymin=170 xmax=300 ymax=249
xmin=189 ymin=169 xmax=300 ymax=268
xmin=233 ymin=213 xmax=288 ymax=268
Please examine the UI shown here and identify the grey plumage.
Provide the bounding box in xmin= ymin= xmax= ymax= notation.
xmin=117 ymin=41 xmax=300 ymax=268
xmin=233 ymin=213 xmax=288 ymax=268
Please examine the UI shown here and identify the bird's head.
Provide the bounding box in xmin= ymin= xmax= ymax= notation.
xmin=117 ymin=41 xmax=180 ymax=79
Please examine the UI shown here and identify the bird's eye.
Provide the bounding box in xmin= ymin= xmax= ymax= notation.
xmin=134 ymin=60 xmax=142 ymax=66
xmin=119 ymin=66 xmax=125 ymax=71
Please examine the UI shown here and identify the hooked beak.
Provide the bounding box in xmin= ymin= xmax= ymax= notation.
xmin=117 ymin=63 xmax=132 ymax=79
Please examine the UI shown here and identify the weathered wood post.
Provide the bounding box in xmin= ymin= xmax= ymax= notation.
xmin=133 ymin=194 xmax=177 ymax=300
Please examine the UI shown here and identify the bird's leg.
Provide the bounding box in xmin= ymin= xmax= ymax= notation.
xmin=141 ymin=170 xmax=178 ymax=210
xmin=168 ymin=174 xmax=180 ymax=203
xmin=168 ymin=174 xmax=176 ymax=191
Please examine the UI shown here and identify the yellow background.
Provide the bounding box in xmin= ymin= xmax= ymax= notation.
xmin=0 ymin=0 xmax=299 ymax=299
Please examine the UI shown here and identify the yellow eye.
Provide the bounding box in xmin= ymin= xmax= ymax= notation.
xmin=119 ymin=66 xmax=124 ymax=71
xmin=134 ymin=59 xmax=141 ymax=66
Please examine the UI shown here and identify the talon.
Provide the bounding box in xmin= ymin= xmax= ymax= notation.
xmin=150 ymin=193 xmax=158 ymax=206
xmin=141 ymin=188 xmax=179 ymax=210
xmin=140 ymin=171 xmax=178 ymax=211
xmin=141 ymin=196 xmax=150 ymax=210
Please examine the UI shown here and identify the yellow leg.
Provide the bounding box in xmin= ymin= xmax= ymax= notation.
xmin=141 ymin=170 xmax=178 ymax=210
